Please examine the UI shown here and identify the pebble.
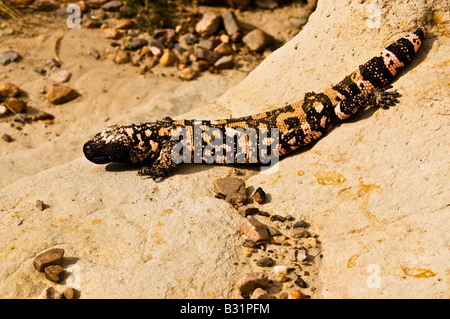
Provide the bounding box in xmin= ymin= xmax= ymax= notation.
xmin=0 ymin=50 xmax=21 ymax=66
xmin=294 ymin=275 xmax=307 ymax=288
xmin=214 ymin=42 xmax=233 ymax=55
xmin=243 ymin=29 xmax=270 ymax=51
xmin=62 ymin=287 xmax=76 ymax=299
xmin=237 ymin=206 xmax=259 ymax=217
xmin=2 ymin=133 xmax=13 ymax=142
xmin=191 ymin=60 xmax=209 ymax=73
xmin=114 ymin=50 xmax=130 ymax=64
xmin=47 ymin=85 xmax=80 ymax=105
xmin=35 ymin=200 xmax=44 ymax=211
xmin=6 ymin=97 xmax=26 ymax=113
xmin=214 ymin=177 xmax=247 ymax=207
xmin=153 ymin=28 xmax=176 ymax=43
xmin=256 ymin=256 xmax=274 ymax=267
xmin=159 ymin=49 xmax=175 ymax=67
xmin=125 ymin=38 xmax=148 ymax=51
xmin=276 ymin=291 xmax=289 ymax=299
xmin=91 ymin=49 xmax=101 ymax=59
xmin=292 ymin=229 xmax=310 ymax=239
xmin=47 ymin=69 xmax=71 ymax=83
xmin=33 ymin=248 xmax=65 ymax=272
xmin=240 ymin=216 xmax=269 ymax=242
xmin=195 ymin=9 xmax=222 ymax=36
xmin=83 ymin=17 xmax=103 ymax=29
xmin=255 ymin=0 xmax=278 ymax=9
xmin=222 ymin=10 xmax=241 ymax=36
xmin=102 ymin=27 xmax=122 ymax=40
xmin=293 ymin=220 xmax=308 ymax=228
xmin=296 ymin=249 xmax=308 ymax=262
xmin=33 ymin=66 xmax=46 ymax=75
xmin=101 ymin=0 xmax=122 ymax=11
xmin=178 ymin=67 xmax=196 ymax=81
xmin=290 ymin=289 xmax=306 ymax=299
xmin=266 ymin=226 xmax=282 ymax=237
xmin=252 ymin=187 xmax=266 ymax=204
xmin=0 ymin=82 xmax=20 ymax=98
xmin=44 ymin=264 xmax=64 ymax=282
xmin=273 ymin=265 xmax=288 ymax=275
xmin=236 ymin=272 xmax=269 ymax=293
xmin=250 ymin=288 xmax=269 ymax=299
xmin=41 ymin=286 xmax=61 ymax=299
xmin=214 ymin=55 xmax=234 ymax=69
xmin=179 ymin=33 xmax=197 ymax=48
xmin=115 ymin=18 xmax=134 ymax=30
xmin=242 ymin=239 xmax=257 ymax=248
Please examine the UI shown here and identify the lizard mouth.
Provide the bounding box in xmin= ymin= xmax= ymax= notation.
xmin=83 ymin=140 xmax=112 ymax=164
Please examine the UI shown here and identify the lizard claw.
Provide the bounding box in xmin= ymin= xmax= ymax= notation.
xmin=373 ymin=86 xmax=402 ymax=109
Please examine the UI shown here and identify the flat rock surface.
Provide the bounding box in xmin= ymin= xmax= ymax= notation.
xmin=1 ymin=0 xmax=449 ymax=298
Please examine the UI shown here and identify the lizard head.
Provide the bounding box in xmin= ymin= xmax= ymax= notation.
xmin=83 ymin=123 xmax=162 ymax=165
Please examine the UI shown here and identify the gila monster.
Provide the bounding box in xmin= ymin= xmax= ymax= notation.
xmin=83 ymin=28 xmax=425 ymax=179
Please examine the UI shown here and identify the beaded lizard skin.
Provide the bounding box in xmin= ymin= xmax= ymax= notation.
xmin=84 ymin=28 xmax=425 ymax=179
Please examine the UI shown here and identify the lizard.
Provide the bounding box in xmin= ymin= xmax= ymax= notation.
xmin=83 ymin=28 xmax=425 ymax=180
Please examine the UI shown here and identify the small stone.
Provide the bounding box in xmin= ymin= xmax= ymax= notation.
xmin=115 ymin=18 xmax=134 ymax=30
xmin=114 ymin=50 xmax=130 ymax=64
xmin=62 ymin=287 xmax=76 ymax=299
xmin=273 ymin=265 xmax=288 ymax=275
xmin=252 ymin=187 xmax=266 ymax=204
xmin=86 ymin=0 xmax=108 ymax=8
xmin=237 ymin=206 xmax=259 ymax=217
xmin=214 ymin=55 xmax=234 ymax=69
xmin=222 ymin=10 xmax=241 ymax=36
xmin=47 ymin=85 xmax=80 ymax=105
xmin=153 ymin=28 xmax=176 ymax=43
xmin=43 ymin=58 xmax=61 ymax=71
xmin=33 ymin=66 xmax=46 ymax=75
xmin=6 ymin=97 xmax=26 ymax=113
xmin=250 ymin=288 xmax=269 ymax=299
xmin=178 ymin=67 xmax=196 ymax=81
xmin=191 ymin=60 xmax=210 ymax=73
xmin=179 ymin=33 xmax=197 ymax=48
xmin=240 ymin=216 xmax=269 ymax=242
xmin=101 ymin=0 xmax=122 ymax=11
xmin=255 ymin=0 xmax=278 ymax=9
xmin=35 ymin=200 xmax=44 ymax=211
xmin=194 ymin=48 xmax=220 ymax=64
xmin=290 ymin=289 xmax=306 ymax=299
xmin=0 ymin=50 xmax=21 ymax=66
xmin=294 ymin=275 xmax=308 ymax=288
xmin=242 ymin=239 xmax=257 ymax=248
xmin=276 ymin=291 xmax=289 ymax=299
xmin=0 ymin=82 xmax=20 ymax=98
xmin=266 ymin=226 xmax=282 ymax=237
xmin=91 ymin=49 xmax=101 ymax=59
xmin=220 ymin=34 xmax=230 ymax=43
xmin=243 ymin=29 xmax=271 ymax=52
xmin=42 ymin=287 xmax=61 ymax=299
xmin=159 ymin=49 xmax=175 ymax=67
xmin=198 ymin=39 xmax=215 ymax=51
xmin=293 ymin=220 xmax=308 ymax=228
xmin=195 ymin=9 xmax=221 ymax=36
xmin=292 ymin=229 xmax=310 ymax=239
xmin=236 ymin=272 xmax=269 ymax=293
xmin=47 ymin=69 xmax=71 ymax=83
xmin=0 ymin=104 xmax=7 ymax=116
xmin=140 ymin=56 xmax=158 ymax=73
xmin=256 ymin=256 xmax=274 ymax=267
xmin=83 ymin=18 xmax=103 ymax=29
xmin=102 ymin=27 xmax=122 ymax=40
xmin=125 ymin=38 xmax=148 ymax=51
xmin=214 ymin=42 xmax=233 ymax=55
xmin=214 ymin=177 xmax=247 ymax=207
xmin=33 ymin=248 xmax=65 ymax=272
xmin=44 ymin=264 xmax=64 ymax=282
xmin=2 ymin=134 xmax=13 ymax=142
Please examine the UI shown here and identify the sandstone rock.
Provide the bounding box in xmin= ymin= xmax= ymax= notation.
xmin=243 ymin=29 xmax=270 ymax=51
xmin=195 ymin=9 xmax=221 ymax=36
xmin=41 ymin=287 xmax=61 ymax=299
xmin=84 ymin=18 xmax=103 ymax=29
xmin=251 ymin=187 xmax=266 ymax=204
xmin=114 ymin=50 xmax=130 ymax=64
xmin=62 ymin=287 xmax=76 ymax=299
xmin=240 ymin=216 xmax=269 ymax=242
xmin=236 ymin=272 xmax=269 ymax=293
xmin=87 ymin=0 xmax=108 ymax=9
xmin=0 ymin=82 xmax=20 ymax=98
xmin=47 ymin=85 xmax=79 ymax=105
xmin=255 ymin=256 xmax=274 ymax=267
xmin=250 ymin=288 xmax=269 ymax=299
xmin=214 ymin=43 xmax=233 ymax=55
xmin=191 ymin=60 xmax=209 ymax=73
xmin=33 ymin=248 xmax=65 ymax=272
xmin=47 ymin=69 xmax=71 ymax=83
xmin=44 ymin=264 xmax=64 ymax=282
xmin=153 ymin=29 xmax=176 ymax=43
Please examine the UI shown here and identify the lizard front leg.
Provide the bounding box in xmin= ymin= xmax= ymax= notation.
xmin=138 ymin=140 xmax=178 ymax=180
